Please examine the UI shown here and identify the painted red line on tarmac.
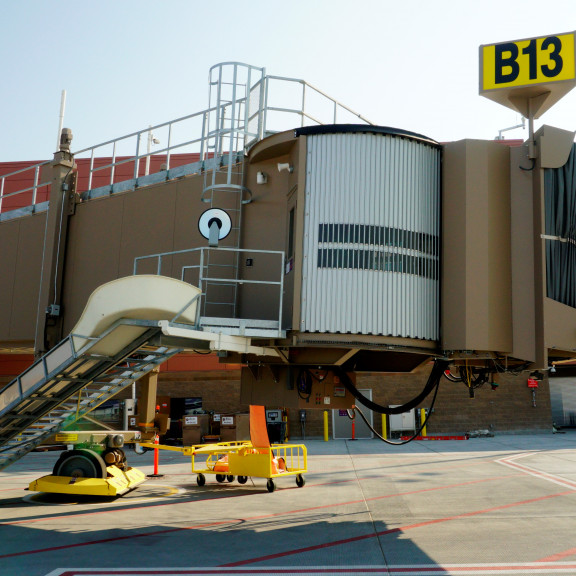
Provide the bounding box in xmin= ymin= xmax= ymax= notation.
xmin=246 ymin=475 xmax=509 ymax=521
xmin=51 ymin=569 xmax=409 ymax=576
xmin=538 ymin=546 xmax=576 ymax=562
xmin=222 ymin=490 xmax=575 ymax=566
xmin=1 ymin=473 xmax=504 ymax=527
xmin=0 ymin=475 xmax=508 ymax=559
xmin=46 ymin=565 xmax=576 ymax=576
xmin=0 ymin=520 xmax=230 ymax=560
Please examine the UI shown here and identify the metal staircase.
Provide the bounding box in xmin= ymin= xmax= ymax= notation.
xmin=0 ymin=319 xmax=180 ymax=471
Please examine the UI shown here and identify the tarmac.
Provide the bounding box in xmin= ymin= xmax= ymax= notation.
xmin=2 ymin=431 xmax=576 ymax=576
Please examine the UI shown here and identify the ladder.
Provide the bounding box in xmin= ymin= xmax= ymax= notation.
xmin=200 ymin=63 xmax=266 ymax=319
xmin=0 ymin=319 xmax=180 ymax=471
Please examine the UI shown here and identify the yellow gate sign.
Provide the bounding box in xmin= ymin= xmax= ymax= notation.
xmin=480 ymin=31 xmax=576 ymax=118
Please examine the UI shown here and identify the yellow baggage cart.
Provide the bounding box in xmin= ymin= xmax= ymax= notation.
xmin=143 ymin=406 xmax=307 ymax=492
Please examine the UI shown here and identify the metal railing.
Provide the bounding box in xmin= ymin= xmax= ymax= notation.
xmin=1 ymin=64 xmax=373 ymax=215
xmin=74 ymin=106 xmax=218 ymax=192
xmin=133 ymin=246 xmax=285 ymax=330
xmin=0 ymin=161 xmax=50 ymax=214
xmin=261 ymin=74 xmax=373 ymax=134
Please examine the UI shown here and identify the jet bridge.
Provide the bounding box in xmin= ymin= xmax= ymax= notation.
xmin=0 ymin=274 xmax=278 ymax=475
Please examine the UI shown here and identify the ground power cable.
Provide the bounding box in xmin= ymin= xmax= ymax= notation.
xmin=333 ymin=359 xmax=449 ymax=415
xmin=333 ymin=359 xmax=447 ymax=446
xmin=347 ymin=372 xmax=442 ymax=446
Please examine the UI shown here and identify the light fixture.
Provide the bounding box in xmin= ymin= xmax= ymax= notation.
xmin=256 ymin=171 xmax=268 ymax=184
xmin=277 ymin=162 xmax=293 ymax=173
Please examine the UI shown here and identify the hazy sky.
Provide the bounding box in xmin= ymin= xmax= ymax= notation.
xmin=2 ymin=0 xmax=576 ymax=161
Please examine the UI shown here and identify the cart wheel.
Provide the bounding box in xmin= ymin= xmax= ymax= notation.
xmin=216 ymin=474 xmax=226 ymax=483
xmin=226 ymin=475 xmax=234 ymax=483
xmin=296 ymin=474 xmax=305 ymax=488
xmin=237 ymin=476 xmax=248 ymax=484
xmin=196 ymin=473 xmax=206 ymax=487
xmin=266 ymin=479 xmax=276 ymax=493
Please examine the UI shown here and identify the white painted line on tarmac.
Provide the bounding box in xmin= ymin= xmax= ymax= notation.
xmin=42 ymin=563 xmax=576 ymax=575
xmin=497 ymin=452 xmax=576 ymax=490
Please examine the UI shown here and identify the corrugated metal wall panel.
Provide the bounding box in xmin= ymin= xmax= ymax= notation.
xmin=301 ymin=132 xmax=440 ymax=340
xmin=550 ymin=377 xmax=576 ymax=426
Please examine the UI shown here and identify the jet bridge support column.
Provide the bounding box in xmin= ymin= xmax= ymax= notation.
xmin=138 ymin=369 xmax=161 ymax=441
xmin=34 ymin=128 xmax=77 ymax=355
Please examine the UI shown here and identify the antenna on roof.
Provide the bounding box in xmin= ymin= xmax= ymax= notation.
xmin=56 ymin=90 xmax=67 ymax=152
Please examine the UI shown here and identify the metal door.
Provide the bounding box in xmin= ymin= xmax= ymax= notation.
xmin=332 ymin=389 xmax=374 ymax=439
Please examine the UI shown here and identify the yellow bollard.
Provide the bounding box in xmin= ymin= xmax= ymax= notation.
xmin=382 ymin=413 xmax=387 ymax=440
xmin=323 ymin=410 xmax=329 ymax=441
xmin=420 ymin=408 xmax=427 ymax=437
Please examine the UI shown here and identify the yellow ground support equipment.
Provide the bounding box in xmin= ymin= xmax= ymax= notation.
xmin=29 ymin=460 xmax=146 ymax=497
xmin=142 ymin=406 xmax=308 ymax=492
xmin=28 ymin=433 xmax=147 ymax=497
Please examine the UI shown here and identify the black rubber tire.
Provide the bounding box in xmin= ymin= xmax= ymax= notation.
xmin=196 ymin=474 xmax=206 ymax=486
xmin=215 ymin=474 xmax=226 ymax=483
xmin=296 ymin=474 xmax=305 ymax=488
xmin=226 ymin=475 xmax=234 ymax=483
xmin=53 ymin=449 xmax=107 ymax=479
xmin=237 ymin=476 xmax=248 ymax=484
xmin=266 ymin=478 xmax=276 ymax=493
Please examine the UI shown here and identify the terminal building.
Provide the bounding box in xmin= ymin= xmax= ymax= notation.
xmin=1 ymin=61 xmax=576 ymax=447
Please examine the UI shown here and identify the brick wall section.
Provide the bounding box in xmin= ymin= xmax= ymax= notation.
xmin=358 ymin=369 xmax=552 ymax=436
xmin=1 ymin=365 xmax=553 ymax=439
xmin=155 ymin=370 xmax=248 ymax=415
xmin=154 ymin=365 xmax=553 ymax=439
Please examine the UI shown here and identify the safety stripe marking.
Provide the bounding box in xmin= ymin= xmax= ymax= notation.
xmin=221 ymin=490 xmax=574 ymax=567
xmin=43 ymin=562 xmax=576 ymax=575
xmin=1 ymin=475 xmax=510 ymax=559
xmin=2 ymin=474 xmax=506 ymax=527
xmin=0 ymin=521 xmax=231 ymax=560
xmin=539 ymin=547 xmax=576 ymax=562
xmin=497 ymin=453 xmax=576 ymax=490
xmin=498 ymin=450 xmax=576 ymax=565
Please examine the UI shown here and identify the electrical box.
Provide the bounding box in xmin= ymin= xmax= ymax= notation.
xmin=389 ymin=406 xmax=416 ymax=433
xmin=266 ymin=410 xmax=281 ymax=423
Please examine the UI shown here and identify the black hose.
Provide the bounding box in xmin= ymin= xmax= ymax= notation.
xmin=349 ymin=374 xmax=442 ymax=445
xmin=333 ymin=358 xmax=449 ymax=415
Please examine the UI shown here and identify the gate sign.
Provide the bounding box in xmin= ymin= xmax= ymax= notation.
xmin=480 ymin=31 xmax=576 ymax=118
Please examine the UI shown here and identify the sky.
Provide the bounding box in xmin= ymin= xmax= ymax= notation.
xmin=2 ymin=0 xmax=576 ymax=162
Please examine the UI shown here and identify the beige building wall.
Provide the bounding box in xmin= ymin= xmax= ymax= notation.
xmin=442 ymin=140 xmax=512 ymax=354
xmin=0 ymin=214 xmax=45 ymax=345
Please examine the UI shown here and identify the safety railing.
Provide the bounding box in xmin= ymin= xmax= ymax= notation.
xmin=1 ymin=65 xmax=373 ymax=215
xmin=0 ymin=161 xmax=51 ymax=215
xmin=133 ymin=246 xmax=285 ymax=330
xmin=260 ymin=74 xmax=373 ymax=137
xmin=73 ymin=106 xmax=219 ymax=192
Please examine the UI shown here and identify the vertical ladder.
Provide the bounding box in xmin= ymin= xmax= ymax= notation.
xmin=200 ymin=63 xmax=266 ymax=318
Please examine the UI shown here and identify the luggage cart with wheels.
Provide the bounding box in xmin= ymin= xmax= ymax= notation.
xmin=193 ymin=440 xmax=307 ymax=492
xmin=142 ymin=406 xmax=307 ymax=492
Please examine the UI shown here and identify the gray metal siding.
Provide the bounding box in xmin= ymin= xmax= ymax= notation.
xmin=301 ymin=132 xmax=440 ymax=340
xmin=550 ymin=377 xmax=576 ymax=427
